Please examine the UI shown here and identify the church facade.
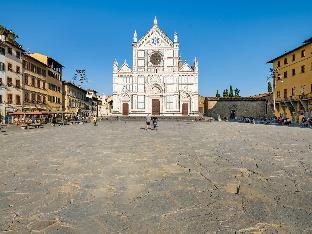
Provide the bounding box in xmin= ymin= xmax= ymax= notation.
xmin=112 ymin=17 xmax=198 ymax=116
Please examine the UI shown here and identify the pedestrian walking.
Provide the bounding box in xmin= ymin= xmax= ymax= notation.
xmin=152 ymin=116 xmax=158 ymax=130
xmin=93 ymin=115 xmax=97 ymax=126
xmin=145 ymin=113 xmax=151 ymax=130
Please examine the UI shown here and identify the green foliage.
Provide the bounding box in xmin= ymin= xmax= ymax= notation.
xmin=223 ymin=89 xmax=229 ymax=97
xmin=229 ymin=85 xmax=234 ymax=97
xmin=216 ymin=90 xmax=221 ymax=97
xmin=267 ymin=81 xmax=273 ymax=93
xmin=234 ymin=88 xmax=240 ymax=97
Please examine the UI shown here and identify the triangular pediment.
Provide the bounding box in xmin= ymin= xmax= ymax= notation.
xmin=179 ymin=62 xmax=193 ymax=72
xmin=137 ymin=26 xmax=173 ymax=48
xmin=119 ymin=61 xmax=132 ymax=73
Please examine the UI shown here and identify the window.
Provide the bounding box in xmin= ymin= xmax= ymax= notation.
xmin=43 ymin=81 xmax=45 ymax=90
xmin=16 ymin=80 xmax=20 ymax=88
xmin=16 ymin=66 xmax=20 ymax=74
xmin=16 ymin=95 xmax=21 ymax=105
xmin=277 ymin=91 xmax=281 ymax=98
xmin=291 ymin=87 xmax=295 ymax=96
xmin=292 ymin=69 xmax=296 ymax=76
xmin=37 ymin=67 xmax=41 ymax=75
xmin=277 ymin=61 xmax=281 ymax=67
xmin=0 ymin=47 xmax=5 ymax=55
xmin=31 ymin=63 xmax=36 ymax=73
xmin=37 ymin=79 xmax=40 ymax=88
xmin=8 ymin=63 xmax=12 ymax=71
xmin=32 ymin=77 xmax=35 ymax=87
xmin=24 ymin=74 xmax=28 ymax=85
xmin=43 ymin=96 xmax=46 ymax=104
xmin=7 ymin=77 xmax=12 ymax=87
xmin=0 ymin=95 xmax=2 ymax=103
xmin=284 ymin=89 xmax=288 ymax=99
xmin=292 ymin=54 xmax=296 ymax=61
xmin=7 ymin=47 xmax=12 ymax=55
xmin=42 ymin=69 xmax=46 ymax=77
xmin=301 ymin=65 xmax=305 ymax=73
xmin=7 ymin=94 xmax=12 ymax=104
xmin=16 ymin=51 xmax=21 ymax=59
xmin=0 ymin=78 xmax=2 ymax=86
xmin=301 ymin=50 xmax=306 ymax=58
xmin=0 ymin=62 xmax=5 ymax=71
xmin=24 ymin=92 xmax=29 ymax=102
xmin=37 ymin=94 xmax=41 ymax=103
xmin=31 ymin=93 xmax=36 ymax=103
xmin=284 ymin=71 xmax=288 ymax=78
xmin=284 ymin=58 xmax=288 ymax=65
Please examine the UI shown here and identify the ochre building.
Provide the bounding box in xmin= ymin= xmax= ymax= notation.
xmin=22 ymin=54 xmax=48 ymax=112
xmin=30 ymin=53 xmax=63 ymax=112
xmin=268 ymin=37 xmax=312 ymax=120
xmin=62 ymin=81 xmax=88 ymax=115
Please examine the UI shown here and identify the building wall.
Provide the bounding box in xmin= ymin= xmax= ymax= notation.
xmin=30 ymin=53 xmax=63 ymax=112
xmin=22 ymin=55 xmax=48 ymax=111
xmin=271 ymin=40 xmax=312 ymax=120
xmin=63 ymin=82 xmax=87 ymax=114
xmin=0 ymin=46 xmax=5 ymax=121
xmin=0 ymin=41 xmax=23 ymax=123
xmin=204 ymin=98 xmax=273 ymax=120
xmin=198 ymin=96 xmax=205 ymax=114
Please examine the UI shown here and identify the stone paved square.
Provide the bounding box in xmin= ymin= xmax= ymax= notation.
xmin=0 ymin=121 xmax=312 ymax=233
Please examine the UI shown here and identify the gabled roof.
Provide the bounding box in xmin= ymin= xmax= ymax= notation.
xmin=179 ymin=62 xmax=193 ymax=72
xmin=119 ymin=60 xmax=132 ymax=73
xmin=137 ymin=24 xmax=173 ymax=47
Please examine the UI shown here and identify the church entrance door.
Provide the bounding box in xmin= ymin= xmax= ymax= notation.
xmin=182 ymin=103 xmax=188 ymax=116
xmin=122 ymin=103 xmax=129 ymax=116
xmin=152 ymin=99 xmax=160 ymax=116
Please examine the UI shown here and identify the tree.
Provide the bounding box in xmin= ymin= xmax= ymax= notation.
xmin=267 ymin=81 xmax=273 ymax=93
xmin=223 ymin=89 xmax=229 ymax=97
xmin=234 ymin=88 xmax=240 ymax=97
xmin=216 ymin=90 xmax=221 ymax=97
xmin=229 ymin=85 xmax=234 ymax=97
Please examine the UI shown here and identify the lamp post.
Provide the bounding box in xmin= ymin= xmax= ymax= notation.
xmin=267 ymin=68 xmax=281 ymax=111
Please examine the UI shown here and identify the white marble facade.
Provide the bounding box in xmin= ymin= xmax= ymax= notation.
xmin=112 ymin=17 xmax=198 ymax=116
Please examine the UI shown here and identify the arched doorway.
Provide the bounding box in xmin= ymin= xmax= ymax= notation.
xmin=180 ymin=91 xmax=191 ymax=116
xmin=121 ymin=93 xmax=130 ymax=116
xmin=150 ymin=84 xmax=162 ymax=116
xmin=122 ymin=103 xmax=129 ymax=115
xmin=152 ymin=99 xmax=160 ymax=115
xmin=182 ymin=103 xmax=188 ymax=115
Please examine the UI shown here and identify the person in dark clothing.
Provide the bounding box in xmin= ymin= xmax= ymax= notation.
xmin=152 ymin=117 xmax=158 ymax=130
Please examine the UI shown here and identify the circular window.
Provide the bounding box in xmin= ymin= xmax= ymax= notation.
xmin=150 ymin=52 xmax=162 ymax=66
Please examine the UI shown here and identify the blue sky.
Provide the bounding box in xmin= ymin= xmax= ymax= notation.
xmin=1 ymin=0 xmax=311 ymax=96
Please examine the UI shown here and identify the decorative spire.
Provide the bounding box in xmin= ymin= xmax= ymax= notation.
xmin=133 ymin=30 xmax=137 ymax=43
xmin=174 ymin=32 xmax=178 ymax=43
xmin=113 ymin=59 xmax=119 ymax=73
xmin=153 ymin=16 xmax=158 ymax=26
xmin=194 ymin=57 xmax=198 ymax=72
xmin=123 ymin=59 xmax=128 ymax=66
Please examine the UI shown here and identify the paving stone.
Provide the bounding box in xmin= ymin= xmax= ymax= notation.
xmin=0 ymin=121 xmax=311 ymax=232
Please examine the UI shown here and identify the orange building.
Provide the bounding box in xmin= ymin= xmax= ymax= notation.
xmin=30 ymin=53 xmax=63 ymax=112
xmin=268 ymin=37 xmax=312 ymax=120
